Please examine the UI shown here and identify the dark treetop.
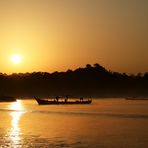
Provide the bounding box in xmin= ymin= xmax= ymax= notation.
xmin=0 ymin=63 xmax=148 ymax=98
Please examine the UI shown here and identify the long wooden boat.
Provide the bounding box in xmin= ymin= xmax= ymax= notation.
xmin=34 ymin=96 xmax=92 ymax=105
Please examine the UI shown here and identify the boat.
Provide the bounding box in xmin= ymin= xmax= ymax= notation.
xmin=125 ymin=97 xmax=148 ymax=100
xmin=34 ymin=96 xmax=92 ymax=105
xmin=0 ymin=96 xmax=16 ymax=102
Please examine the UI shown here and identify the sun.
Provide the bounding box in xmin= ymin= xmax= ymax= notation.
xmin=11 ymin=54 xmax=22 ymax=64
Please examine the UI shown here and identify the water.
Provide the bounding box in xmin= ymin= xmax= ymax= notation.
xmin=0 ymin=98 xmax=148 ymax=148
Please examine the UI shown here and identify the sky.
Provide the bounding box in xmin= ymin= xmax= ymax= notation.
xmin=0 ymin=0 xmax=148 ymax=74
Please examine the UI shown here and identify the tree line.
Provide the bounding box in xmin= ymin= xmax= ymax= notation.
xmin=0 ymin=63 xmax=148 ymax=98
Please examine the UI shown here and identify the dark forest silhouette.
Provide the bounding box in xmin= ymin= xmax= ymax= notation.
xmin=0 ymin=63 xmax=148 ymax=98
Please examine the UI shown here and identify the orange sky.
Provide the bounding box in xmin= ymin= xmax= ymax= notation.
xmin=0 ymin=0 xmax=148 ymax=74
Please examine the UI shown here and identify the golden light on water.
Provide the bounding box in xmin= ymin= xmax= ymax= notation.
xmin=9 ymin=100 xmax=24 ymax=111
xmin=9 ymin=101 xmax=24 ymax=147
xmin=10 ymin=112 xmax=23 ymax=146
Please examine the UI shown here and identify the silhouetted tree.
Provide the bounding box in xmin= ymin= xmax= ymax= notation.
xmin=0 ymin=63 xmax=147 ymax=97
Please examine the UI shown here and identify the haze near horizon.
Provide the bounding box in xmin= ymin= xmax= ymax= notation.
xmin=0 ymin=0 xmax=148 ymax=74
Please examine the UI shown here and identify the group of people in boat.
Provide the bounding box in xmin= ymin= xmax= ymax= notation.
xmin=55 ymin=95 xmax=68 ymax=102
xmin=55 ymin=96 xmax=84 ymax=103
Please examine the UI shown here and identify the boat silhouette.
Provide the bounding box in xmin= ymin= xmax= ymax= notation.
xmin=34 ymin=96 xmax=92 ymax=105
xmin=125 ymin=97 xmax=148 ymax=100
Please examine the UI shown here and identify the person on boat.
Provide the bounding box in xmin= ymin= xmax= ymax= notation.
xmin=65 ymin=95 xmax=68 ymax=103
xmin=56 ymin=96 xmax=59 ymax=102
xmin=80 ymin=97 xmax=83 ymax=101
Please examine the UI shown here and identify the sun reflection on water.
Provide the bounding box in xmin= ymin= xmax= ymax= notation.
xmin=9 ymin=101 xmax=25 ymax=147
xmin=9 ymin=100 xmax=24 ymax=111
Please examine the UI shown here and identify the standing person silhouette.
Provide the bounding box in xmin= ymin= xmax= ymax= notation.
xmin=56 ymin=96 xmax=59 ymax=102
xmin=65 ymin=95 xmax=68 ymax=103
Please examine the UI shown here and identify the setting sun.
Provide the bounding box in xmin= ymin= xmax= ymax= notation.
xmin=11 ymin=54 xmax=22 ymax=64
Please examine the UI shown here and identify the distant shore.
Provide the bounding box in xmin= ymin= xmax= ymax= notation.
xmin=0 ymin=64 xmax=148 ymax=98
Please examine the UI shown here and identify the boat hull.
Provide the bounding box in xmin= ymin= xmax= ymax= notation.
xmin=34 ymin=97 xmax=92 ymax=105
xmin=125 ymin=97 xmax=148 ymax=100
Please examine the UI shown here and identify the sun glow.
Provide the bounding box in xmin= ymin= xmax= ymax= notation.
xmin=11 ymin=54 xmax=22 ymax=64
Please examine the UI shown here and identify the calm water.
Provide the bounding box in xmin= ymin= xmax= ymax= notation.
xmin=0 ymin=98 xmax=148 ymax=148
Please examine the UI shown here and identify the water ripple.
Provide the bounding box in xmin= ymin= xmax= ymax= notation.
xmin=1 ymin=108 xmax=148 ymax=119
xmin=30 ymin=110 xmax=148 ymax=120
